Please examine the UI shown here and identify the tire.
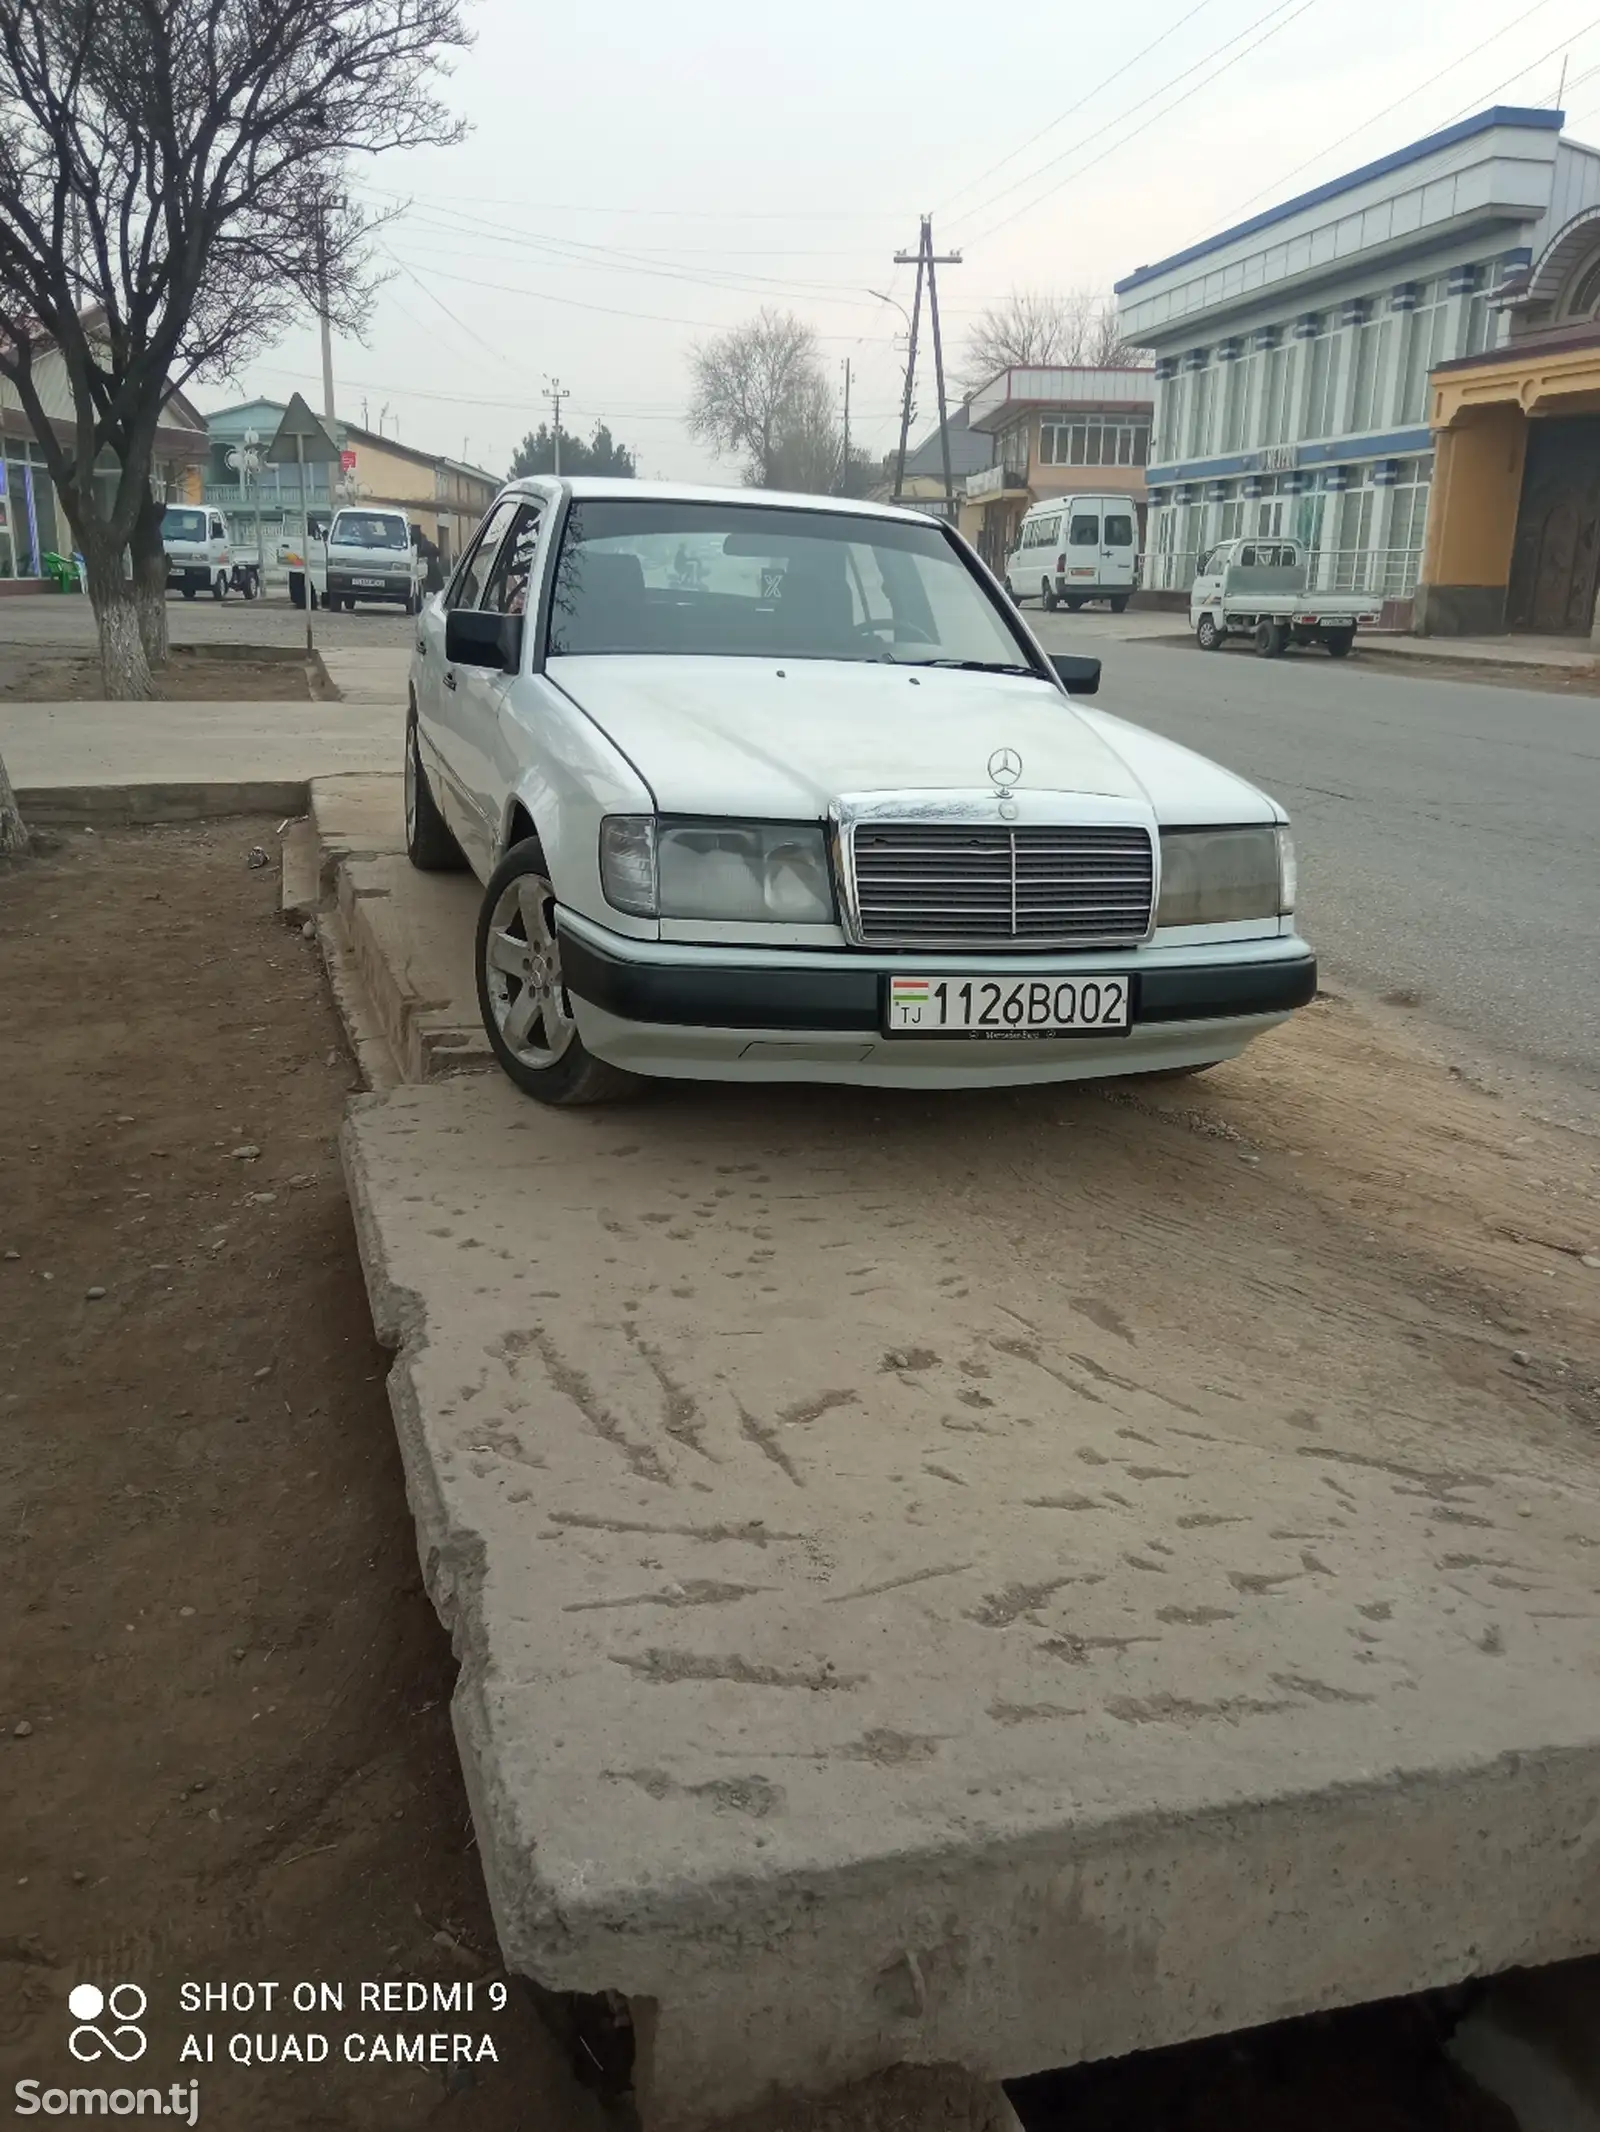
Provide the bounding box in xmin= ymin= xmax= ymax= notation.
xmin=181 ymin=587 xmax=196 ymax=601
xmin=289 ymin=573 xmax=305 ymax=610
xmin=475 ymin=839 xmax=639 ymax=1105
xmin=212 ymin=572 xmax=226 ymax=601
xmin=1255 ymin=620 xmax=1287 ymax=658
xmin=308 ymin=583 xmax=319 ymax=612
xmin=1196 ymin=612 xmax=1223 ymax=651
xmin=404 ymin=589 xmax=419 ymax=617
xmin=1325 ymin=629 xmax=1354 ymax=659
xmin=1042 ymin=579 xmax=1058 ymax=612
xmin=1109 ymin=595 xmax=1129 ymax=614
xmin=241 ymin=571 xmax=257 ymax=601
xmin=404 ymin=702 xmax=466 ymax=872
xmin=1065 ymin=598 xmax=1084 ymax=612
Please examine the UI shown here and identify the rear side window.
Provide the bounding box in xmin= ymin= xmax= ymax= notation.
xmin=1104 ymin=514 xmax=1134 ymax=548
xmin=1238 ymin=544 xmax=1257 ymax=566
xmin=1069 ymin=514 xmax=1099 ymax=547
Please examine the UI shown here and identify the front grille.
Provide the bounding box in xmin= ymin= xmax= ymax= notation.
xmin=851 ymin=823 xmax=1154 ymax=946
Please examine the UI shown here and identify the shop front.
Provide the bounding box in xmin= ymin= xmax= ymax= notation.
xmin=1418 ymin=328 xmax=1600 ymax=637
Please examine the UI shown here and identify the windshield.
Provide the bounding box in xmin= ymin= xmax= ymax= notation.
xmin=546 ymin=499 xmax=1041 ymax=670
xmin=162 ymin=508 xmax=206 ymax=543
xmin=331 ymin=512 xmax=408 ymax=551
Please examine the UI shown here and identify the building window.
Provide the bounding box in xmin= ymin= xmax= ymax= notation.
xmin=1186 ymin=364 xmax=1215 ymax=458
xmin=1299 ymin=324 xmax=1340 ymax=442
xmin=1038 ymin=415 xmax=1150 ymax=468
xmin=1347 ymin=314 xmax=1391 ymax=433
xmin=1565 ymin=251 xmax=1600 ymax=318
xmin=1000 ymin=422 xmax=1029 ymax=480
xmin=1256 ymin=343 xmax=1290 ymax=446
xmin=1386 ymin=459 xmax=1432 ymax=594
xmin=1396 ymin=281 xmax=1448 ymax=424
xmin=1219 ymin=355 xmax=1252 ymax=453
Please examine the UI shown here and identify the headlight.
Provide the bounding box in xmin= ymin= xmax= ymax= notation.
xmin=600 ymin=817 xmax=835 ymax=924
xmin=1157 ymin=825 xmax=1292 ymax=927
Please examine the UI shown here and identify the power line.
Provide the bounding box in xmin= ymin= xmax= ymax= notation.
xmin=1209 ymin=0 xmax=1564 ymax=225
xmin=933 ymin=0 xmax=1215 ymax=218
xmin=1437 ymin=12 xmax=1600 ymax=121
xmin=951 ymin=0 xmax=1314 ymax=235
xmin=967 ymin=0 xmax=1319 ymax=243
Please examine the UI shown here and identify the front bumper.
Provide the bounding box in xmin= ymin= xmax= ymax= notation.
xmin=557 ymin=912 xmax=1316 ymax=1087
xmin=327 ymin=571 xmax=412 ymax=601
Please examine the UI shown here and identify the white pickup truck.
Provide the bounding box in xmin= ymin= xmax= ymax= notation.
xmin=290 ymin=505 xmax=424 ymax=614
xmin=161 ymin=504 xmax=261 ymax=601
xmin=1189 ymin=537 xmax=1380 ymax=658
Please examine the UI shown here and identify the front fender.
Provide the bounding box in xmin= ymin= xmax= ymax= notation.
xmin=498 ymin=675 xmax=661 ymax=942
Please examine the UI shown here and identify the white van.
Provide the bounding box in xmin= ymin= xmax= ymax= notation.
xmin=161 ymin=504 xmax=260 ymax=601
xmin=308 ymin=506 xmax=423 ymax=614
xmin=1003 ymin=495 xmax=1139 ymax=613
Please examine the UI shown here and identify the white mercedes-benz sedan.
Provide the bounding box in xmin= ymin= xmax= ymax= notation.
xmin=405 ymin=478 xmax=1315 ymax=1105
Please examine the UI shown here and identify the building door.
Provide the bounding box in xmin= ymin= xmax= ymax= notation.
xmin=1508 ymin=417 xmax=1600 ymax=634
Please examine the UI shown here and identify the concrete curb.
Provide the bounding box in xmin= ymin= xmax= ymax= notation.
xmin=16 ymin=779 xmax=310 ymax=824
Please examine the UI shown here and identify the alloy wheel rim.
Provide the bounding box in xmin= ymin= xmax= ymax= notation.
xmin=483 ymin=874 xmax=575 ymax=1069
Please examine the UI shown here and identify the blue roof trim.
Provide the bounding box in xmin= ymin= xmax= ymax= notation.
xmin=1114 ymin=106 xmax=1563 ymax=297
xmin=1146 ymin=426 xmax=1433 ymax=487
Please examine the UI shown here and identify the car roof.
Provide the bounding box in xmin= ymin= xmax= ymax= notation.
xmin=501 ymin=475 xmax=940 ymax=526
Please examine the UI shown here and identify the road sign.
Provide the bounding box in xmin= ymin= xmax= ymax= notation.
xmin=340 ymin=448 xmax=357 ymax=474
xmin=263 ymin=392 xmax=341 ymax=465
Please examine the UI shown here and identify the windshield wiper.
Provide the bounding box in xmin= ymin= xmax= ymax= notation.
xmin=902 ymin=658 xmax=1041 ymax=675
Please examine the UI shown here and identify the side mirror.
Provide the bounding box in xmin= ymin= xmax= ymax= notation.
xmin=446 ymin=608 xmax=522 ymax=674
xmin=1051 ymin=654 xmax=1101 ymax=696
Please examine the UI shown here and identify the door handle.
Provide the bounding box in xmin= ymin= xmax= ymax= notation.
xmin=444 ymin=670 xmax=457 ymax=691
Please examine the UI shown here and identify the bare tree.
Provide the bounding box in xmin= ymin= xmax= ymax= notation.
xmin=0 ymin=749 xmax=27 ymax=858
xmin=960 ymin=287 xmax=1136 ymax=388
xmin=0 ymin=0 xmax=469 ymax=699
xmin=688 ymin=309 xmax=844 ymax=493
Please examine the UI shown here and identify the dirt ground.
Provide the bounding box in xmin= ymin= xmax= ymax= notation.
xmin=1 ymin=826 xmax=1596 ymax=2131
xmin=0 ymin=824 xmax=607 ymax=2130
xmin=0 ymin=643 xmax=321 ymax=702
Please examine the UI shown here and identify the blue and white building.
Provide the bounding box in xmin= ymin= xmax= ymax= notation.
xmin=1116 ymin=106 xmax=1599 ymax=620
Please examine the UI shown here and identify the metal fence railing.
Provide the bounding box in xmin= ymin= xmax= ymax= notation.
xmin=1145 ymin=543 xmax=1423 ymax=600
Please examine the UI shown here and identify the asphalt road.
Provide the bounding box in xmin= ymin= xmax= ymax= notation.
xmin=1038 ymin=613 xmax=1600 ymax=1106
xmin=5 ymin=591 xmax=1594 ymax=1105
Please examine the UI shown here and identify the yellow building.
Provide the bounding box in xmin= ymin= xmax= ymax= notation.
xmin=1419 ymin=211 xmax=1600 ymax=638
xmin=334 ymin=424 xmax=500 ymax=566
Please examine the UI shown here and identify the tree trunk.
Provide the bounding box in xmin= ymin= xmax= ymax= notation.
xmin=132 ymin=492 xmax=171 ymax=670
xmin=83 ymin=539 xmax=154 ymax=700
xmin=0 ymin=749 xmax=29 ymax=858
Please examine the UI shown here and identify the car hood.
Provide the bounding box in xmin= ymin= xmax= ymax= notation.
xmin=549 ymin=656 xmax=1161 ymax=817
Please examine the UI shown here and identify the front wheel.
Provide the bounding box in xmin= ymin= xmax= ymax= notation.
xmin=476 ymin=841 xmax=639 ymax=1105
xmin=1196 ymin=612 xmax=1223 ymax=651
xmin=212 ymin=572 xmax=226 ymax=601
xmin=181 ymin=586 xmax=196 ymax=601
xmin=1324 ymin=628 xmax=1354 ymax=658
xmin=404 ymin=589 xmax=419 ymax=617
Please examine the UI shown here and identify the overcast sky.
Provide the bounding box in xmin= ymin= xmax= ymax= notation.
xmin=206 ymin=0 xmax=1598 ymax=483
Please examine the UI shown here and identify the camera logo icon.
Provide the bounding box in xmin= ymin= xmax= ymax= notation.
xmin=68 ymin=1983 xmax=148 ymax=2063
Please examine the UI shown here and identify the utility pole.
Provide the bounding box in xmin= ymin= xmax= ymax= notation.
xmin=545 ymin=377 xmax=571 ymax=476
xmin=315 ymin=198 xmax=337 ymax=421
xmin=840 ymin=357 xmax=852 ymax=495
xmin=890 ymin=217 xmax=962 ymax=510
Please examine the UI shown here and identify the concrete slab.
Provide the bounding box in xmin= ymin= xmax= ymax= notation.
xmin=320 ymin=645 xmax=413 ymax=704
xmin=1 ymin=697 xmax=399 ymax=793
xmin=341 ymin=1045 xmax=1600 ymax=2130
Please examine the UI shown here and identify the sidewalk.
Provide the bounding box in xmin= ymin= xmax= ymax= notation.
xmin=1365 ymin=631 xmax=1600 ymax=672
xmin=0 ymin=697 xmax=398 ymax=798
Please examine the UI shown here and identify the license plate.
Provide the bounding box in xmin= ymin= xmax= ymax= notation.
xmin=883 ymin=973 xmax=1132 ymax=1039
xmin=352 ymin=576 xmax=384 ymax=588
